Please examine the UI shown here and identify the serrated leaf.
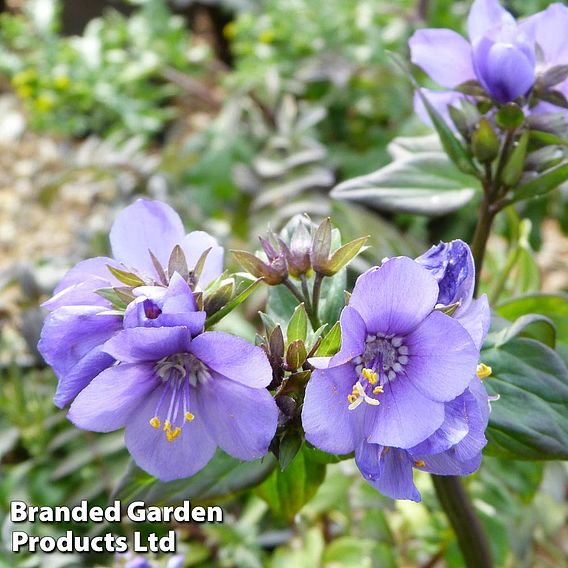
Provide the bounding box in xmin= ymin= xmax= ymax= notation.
xmin=482 ymin=337 xmax=568 ymax=460
xmin=331 ymin=153 xmax=478 ymax=216
xmin=288 ymin=303 xmax=308 ymax=343
xmin=113 ymin=450 xmax=277 ymax=506
xmin=107 ymin=265 xmax=145 ymax=287
xmin=314 ymin=322 xmax=341 ymax=357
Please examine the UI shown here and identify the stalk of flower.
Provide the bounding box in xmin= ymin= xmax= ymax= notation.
xmin=66 ymin=276 xmax=278 ymax=481
xmin=38 ymin=199 xmax=224 ymax=408
xmin=302 ymin=254 xmax=482 ymax=458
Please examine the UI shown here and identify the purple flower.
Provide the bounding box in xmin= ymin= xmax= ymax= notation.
xmin=302 ymin=256 xmax=480 ymax=455
xmin=356 ymin=376 xmax=490 ymax=501
xmin=415 ymin=239 xmax=490 ymax=350
xmin=38 ymin=199 xmax=223 ymax=408
xmin=410 ymin=0 xmax=536 ymax=111
xmin=67 ymin=312 xmax=278 ymax=480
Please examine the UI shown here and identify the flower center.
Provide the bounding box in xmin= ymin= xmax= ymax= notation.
xmin=149 ymin=353 xmax=211 ymax=442
xmin=347 ymin=334 xmax=410 ymax=410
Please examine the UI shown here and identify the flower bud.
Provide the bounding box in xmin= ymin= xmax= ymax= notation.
xmin=502 ymin=130 xmax=529 ymax=187
xmin=472 ymin=118 xmax=499 ymax=163
xmin=232 ymin=234 xmax=288 ymax=286
xmin=495 ymin=103 xmax=524 ymax=131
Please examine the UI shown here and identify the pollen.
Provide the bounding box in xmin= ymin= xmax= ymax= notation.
xmin=347 ymin=394 xmax=358 ymax=404
xmin=373 ymin=385 xmax=384 ymax=395
xmin=163 ymin=419 xmax=172 ymax=432
xmin=414 ymin=460 xmax=426 ymax=468
xmin=149 ymin=416 xmax=161 ymax=429
xmin=476 ymin=363 xmax=492 ymax=379
xmin=184 ymin=412 xmax=195 ymax=422
xmin=362 ymin=368 xmax=378 ymax=384
xmin=166 ymin=427 xmax=182 ymax=443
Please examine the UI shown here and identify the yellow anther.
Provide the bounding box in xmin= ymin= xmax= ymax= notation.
xmin=166 ymin=427 xmax=182 ymax=443
xmin=414 ymin=460 xmax=426 ymax=468
xmin=149 ymin=416 xmax=161 ymax=429
xmin=373 ymin=385 xmax=384 ymax=395
xmin=347 ymin=394 xmax=358 ymax=404
xmin=362 ymin=368 xmax=378 ymax=384
xmin=184 ymin=412 xmax=195 ymax=422
xmin=476 ymin=363 xmax=492 ymax=380
xmin=163 ymin=419 xmax=172 ymax=432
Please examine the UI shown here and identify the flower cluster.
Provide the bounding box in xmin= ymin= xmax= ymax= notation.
xmin=410 ymin=0 xmax=568 ymax=122
xmin=39 ymin=199 xmax=278 ymax=481
xmin=302 ymin=240 xmax=491 ymax=501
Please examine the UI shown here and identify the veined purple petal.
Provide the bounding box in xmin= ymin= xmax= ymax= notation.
xmin=103 ymin=327 xmax=192 ymax=363
xmin=52 ymin=256 xmax=119 ymax=296
xmin=302 ymin=364 xmax=359 ymax=455
xmin=456 ymin=294 xmax=490 ymax=350
xmin=68 ymin=363 xmax=158 ymax=432
xmin=349 ymin=257 xmax=439 ymax=336
xmin=410 ymin=393 xmax=471 ymax=455
xmin=194 ymin=376 xmax=277 ymax=461
xmin=467 ymin=0 xmax=515 ymax=41
xmin=365 ymin=375 xmax=445 ymax=449
xmin=413 ymin=449 xmax=482 ymax=476
xmin=403 ymin=311 xmax=478 ymax=402
xmin=356 ymin=443 xmax=421 ymax=502
xmin=329 ymin=306 xmax=366 ymax=367
xmin=182 ymin=231 xmax=224 ymax=288
xmin=38 ymin=306 xmax=121 ymax=376
xmin=124 ymin=388 xmax=217 ymax=481
xmin=409 ymin=29 xmax=475 ymax=88
xmin=189 ymin=331 xmax=272 ymax=388
xmin=109 ymin=199 xmax=185 ymax=279
xmin=53 ymin=347 xmax=116 ymax=408
xmin=473 ymin=36 xmax=535 ymax=102
xmin=520 ymin=3 xmax=568 ymax=67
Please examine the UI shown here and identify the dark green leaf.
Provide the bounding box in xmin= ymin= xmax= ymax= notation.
xmin=512 ymin=162 xmax=568 ymax=203
xmin=314 ymin=322 xmax=341 ymax=357
xmin=205 ymin=277 xmax=264 ymax=327
xmin=288 ymin=303 xmax=308 ymax=343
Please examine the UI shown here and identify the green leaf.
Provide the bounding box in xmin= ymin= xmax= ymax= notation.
xmin=331 ymin=153 xmax=479 ymax=216
xmin=205 ymin=277 xmax=263 ymax=327
xmin=288 ymin=303 xmax=308 ymax=343
xmin=107 ymin=265 xmax=146 ymax=287
xmin=314 ymin=322 xmax=341 ymax=357
xmin=327 ymin=236 xmax=369 ymax=274
xmin=278 ymin=431 xmax=303 ymax=471
xmin=319 ymin=269 xmax=347 ymax=326
xmin=259 ymin=447 xmax=326 ymax=521
xmin=323 ymin=537 xmax=397 ymax=568
xmin=482 ymin=337 xmax=568 ymax=460
xmin=491 ymin=314 xmax=556 ymax=349
xmin=502 ymin=130 xmax=529 ymax=187
xmin=113 ymin=450 xmax=277 ymax=506
xmin=497 ymin=293 xmax=568 ymax=345
xmin=512 ymin=162 xmax=568 ymax=203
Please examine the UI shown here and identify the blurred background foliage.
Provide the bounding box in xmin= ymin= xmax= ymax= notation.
xmin=0 ymin=0 xmax=567 ymax=566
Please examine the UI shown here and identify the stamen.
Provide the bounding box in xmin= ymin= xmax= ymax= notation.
xmin=373 ymin=385 xmax=384 ymax=395
xmin=414 ymin=459 xmax=426 ymax=468
xmin=149 ymin=416 xmax=161 ymax=429
xmin=163 ymin=419 xmax=172 ymax=432
xmin=362 ymin=368 xmax=377 ymax=384
xmin=184 ymin=412 xmax=195 ymax=422
xmin=476 ymin=363 xmax=492 ymax=379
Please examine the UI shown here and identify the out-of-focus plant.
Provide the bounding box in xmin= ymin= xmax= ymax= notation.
xmin=0 ymin=0 xmax=209 ymax=141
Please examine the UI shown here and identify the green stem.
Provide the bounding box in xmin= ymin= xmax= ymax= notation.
xmin=432 ymin=476 xmax=493 ymax=568
xmin=470 ymin=195 xmax=496 ymax=294
xmin=300 ymin=274 xmax=314 ymax=316
xmin=311 ymin=273 xmax=324 ymax=329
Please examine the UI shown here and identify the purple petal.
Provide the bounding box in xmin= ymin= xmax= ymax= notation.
xmin=410 ymin=393 xmax=471 ymax=455
xmin=194 ymin=376 xmax=277 ymax=460
xmin=68 ymin=363 xmax=157 ymax=432
xmin=109 ymin=199 xmax=185 ymax=279
xmin=53 ymin=347 xmax=116 ymax=408
xmin=413 ymin=449 xmax=482 ymax=476
xmin=356 ymin=443 xmax=421 ymax=502
xmin=103 ymin=327 xmax=192 ymax=363
xmin=413 ymin=89 xmax=468 ymax=130
xmin=182 ymin=231 xmax=224 ymax=288
xmin=124 ymin=388 xmax=217 ymax=481
xmin=456 ymin=294 xmax=490 ymax=350
xmin=409 ymin=29 xmax=475 ymax=88
xmin=38 ymin=306 xmax=121 ymax=376
xmin=467 ymin=0 xmax=515 ymax=41
xmin=415 ymin=240 xmax=475 ymax=308
xmin=366 ymin=375 xmax=445 ymax=448
xmin=302 ymin=364 xmax=358 ymax=455
xmin=189 ymin=331 xmax=272 ymax=388
xmin=473 ymin=37 xmax=535 ymax=102
xmin=329 ymin=306 xmax=366 ymax=367
xmin=520 ymin=4 xmax=568 ymax=67
xmin=349 ymin=257 xmax=439 ymax=336
xmin=403 ymin=311 xmax=478 ymax=402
